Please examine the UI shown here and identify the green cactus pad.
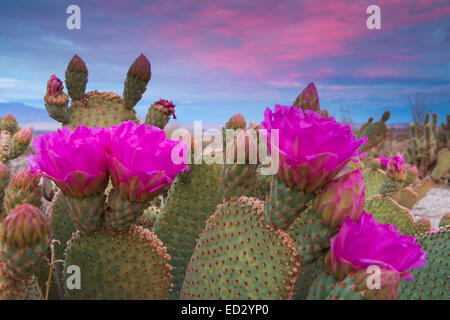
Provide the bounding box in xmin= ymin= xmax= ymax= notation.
xmin=145 ymin=107 xmax=170 ymax=129
xmin=180 ymin=196 xmax=300 ymax=300
xmin=105 ymin=189 xmax=151 ymax=232
xmin=307 ymin=273 xmax=362 ymax=300
xmin=380 ymin=177 xmax=404 ymax=197
xmin=5 ymin=135 xmax=29 ymax=161
xmin=250 ymin=170 xmax=272 ymax=200
xmin=293 ymin=256 xmax=325 ymax=300
xmin=364 ymin=195 xmax=415 ymax=235
xmin=3 ymin=175 xmax=41 ymax=212
xmin=431 ymin=148 xmax=450 ymax=181
xmin=439 ymin=213 xmax=450 ymax=227
xmin=0 ymin=267 xmax=43 ymax=300
xmin=414 ymin=178 xmax=435 ymax=199
xmin=153 ymin=163 xmax=222 ymax=299
xmin=221 ymin=163 xmax=258 ymax=199
xmin=63 ymin=225 xmax=172 ymax=300
xmin=294 ymin=210 xmax=337 ymax=264
xmin=393 ymin=187 xmax=419 ymax=210
xmin=0 ymin=239 xmax=48 ymax=280
xmin=65 ymin=91 xmax=139 ymax=130
xmin=358 ymin=112 xmax=389 ymax=152
xmin=65 ymin=55 xmax=88 ymax=100
xmin=264 ymin=176 xmax=313 ymax=229
xmin=409 ymin=217 xmax=432 ymax=237
xmin=136 ymin=205 xmax=161 ymax=229
xmin=399 ymin=227 xmax=449 ymax=300
xmin=48 ymin=191 xmax=75 ymax=295
xmin=362 ymin=168 xmax=386 ymax=198
xmin=66 ymin=192 xmax=106 ymax=233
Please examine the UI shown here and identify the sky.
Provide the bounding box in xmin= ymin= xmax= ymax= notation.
xmin=0 ymin=0 xmax=449 ymax=125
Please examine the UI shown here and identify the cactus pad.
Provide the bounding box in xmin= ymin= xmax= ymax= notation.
xmin=398 ymin=227 xmax=449 ymax=300
xmin=362 ymin=168 xmax=386 ymax=198
xmin=153 ymin=163 xmax=222 ymax=299
xmin=63 ymin=225 xmax=172 ymax=300
xmin=180 ymin=196 xmax=300 ymax=300
xmin=364 ymin=195 xmax=415 ymax=235
xmin=393 ymin=187 xmax=419 ymax=209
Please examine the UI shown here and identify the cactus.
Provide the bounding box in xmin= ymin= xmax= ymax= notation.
xmin=357 ymin=111 xmax=390 ymax=152
xmin=409 ymin=217 xmax=431 ymax=237
xmin=362 ymin=168 xmax=386 ymax=198
xmin=431 ymin=147 xmax=450 ymax=181
xmin=406 ymin=112 xmax=449 ymax=172
xmin=152 ymin=163 xmax=222 ymax=299
xmin=145 ymin=99 xmax=176 ymax=129
xmin=364 ymin=195 xmax=415 ymax=235
xmin=3 ymin=169 xmax=41 ymax=212
xmin=439 ymin=213 xmax=449 ymax=227
xmin=392 ymin=187 xmax=419 ymax=209
xmin=44 ymin=54 xmax=152 ymax=129
xmin=180 ymin=196 xmax=300 ymax=300
xmin=398 ymin=227 xmax=449 ymax=300
xmin=63 ymin=226 xmax=172 ymax=299
xmin=0 ymin=114 xmax=33 ymax=164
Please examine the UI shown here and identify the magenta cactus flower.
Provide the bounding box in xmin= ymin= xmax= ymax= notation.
xmin=27 ymin=126 xmax=109 ymax=197
xmin=379 ymin=156 xmax=390 ymax=168
xmin=261 ymin=105 xmax=367 ymax=192
xmin=388 ymin=154 xmax=407 ymax=181
xmin=327 ymin=211 xmax=427 ymax=281
xmin=155 ymin=99 xmax=177 ymax=119
xmin=313 ymin=170 xmax=365 ymax=228
xmin=102 ymin=121 xmax=188 ymax=202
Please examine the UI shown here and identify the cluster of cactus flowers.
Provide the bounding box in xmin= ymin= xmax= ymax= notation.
xmin=0 ymin=114 xmax=33 ymax=163
xmin=0 ymin=53 xmax=448 ymax=300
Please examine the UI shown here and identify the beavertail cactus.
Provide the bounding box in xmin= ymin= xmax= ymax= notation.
xmin=145 ymin=99 xmax=176 ymax=129
xmin=45 ymin=54 xmax=151 ymax=129
xmin=357 ymin=111 xmax=390 ymax=152
xmin=0 ymin=114 xmax=33 ymax=163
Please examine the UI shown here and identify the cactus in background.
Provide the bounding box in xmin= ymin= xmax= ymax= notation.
xmin=26 ymin=121 xmax=187 ymax=299
xmin=145 ymin=99 xmax=176 ymax=129
xmin=357 ymin=111 xmax=390 ymax=152
xmin=0 ymin=114 xmax=33 ymax=163
xmin=439 ymin=213 xmax=450 ymax=227
xmin=0 ymin=163 xmax=10 ymax=218
xmin=406 ymin=112 xmax=449 ymax=172
xmin=44 ymin=54 xmax=151 ymax=129
xmin=431 ymin=147 xmax=450 ymax=181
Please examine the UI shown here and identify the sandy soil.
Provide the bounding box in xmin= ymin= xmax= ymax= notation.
xmin=411 ymin=185 xmax=450 ymax=228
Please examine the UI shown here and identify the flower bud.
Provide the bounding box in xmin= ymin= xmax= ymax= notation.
xmin=0 ymin=204 xmax=49 ymax=247
xmin=313 ymin=170 xmax=365 ymax=228
xmin=293 ymin=82 xmax=320 ymax=112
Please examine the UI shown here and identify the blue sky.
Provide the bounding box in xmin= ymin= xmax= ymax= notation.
xmin=0 ymin=0 xmax=449 ymax=125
